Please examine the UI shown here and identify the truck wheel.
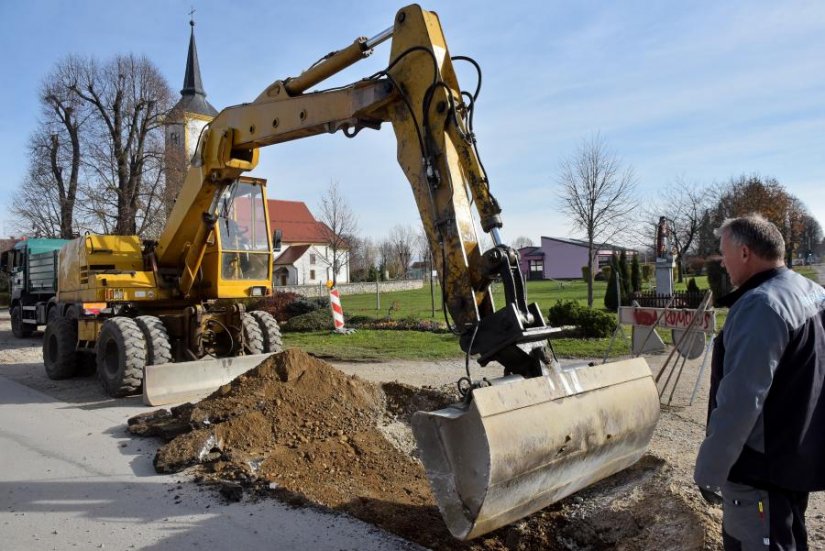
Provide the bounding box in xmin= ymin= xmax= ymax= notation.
xmin=43 ymin=317 xmax=78 ymax=379
xmin=96 ymin=317 xmax=146 ymax=397
xmin=11 ymin=306 xmax=34 ymax=338
xmin=242 ymin=313 xmax=265 ymax=355
xmin=250 ymin=311 xmax=283 ymax=354
xmin=135 ymin=316 xmax=173 ymax=365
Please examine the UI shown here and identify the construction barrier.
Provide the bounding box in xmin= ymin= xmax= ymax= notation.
xmin=327 ymin=282 xmax=355 ymax=334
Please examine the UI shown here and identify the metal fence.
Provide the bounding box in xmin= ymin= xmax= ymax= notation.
xmin=630 ymin=291 xmax=705 ymax=309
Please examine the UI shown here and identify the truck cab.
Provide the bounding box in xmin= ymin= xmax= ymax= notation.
xmin=1 ymin=238 xmax=69 ymax=337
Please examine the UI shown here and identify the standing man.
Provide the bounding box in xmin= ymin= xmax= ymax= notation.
xmin=695 ymin=214 xmax=825 ymax=549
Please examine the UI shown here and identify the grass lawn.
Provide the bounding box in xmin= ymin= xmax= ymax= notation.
xmin=283 ymin=267 xmax=820 ymax=362
xmin=282 ymin=330 xmax=462 ymax=361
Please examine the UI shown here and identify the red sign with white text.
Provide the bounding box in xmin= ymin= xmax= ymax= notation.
xmin=619 ymin=307 xmax=715 ymax=332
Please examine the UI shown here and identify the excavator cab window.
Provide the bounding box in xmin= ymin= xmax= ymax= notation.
xmin=217 ymin=181 xmax=270 ymax=281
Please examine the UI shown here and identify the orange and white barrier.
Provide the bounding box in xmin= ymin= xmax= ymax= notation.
xmin=327 ymin=282 xmax=354 ymax=334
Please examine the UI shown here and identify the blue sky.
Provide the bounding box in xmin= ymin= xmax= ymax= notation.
xmin=1 ymin=1 xmax=823 ymax=245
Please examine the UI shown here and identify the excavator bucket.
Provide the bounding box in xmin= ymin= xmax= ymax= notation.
xmin=412 ymin=357 xmax=659 ymax=540
xmin=143 ymin=353 xmax=276 ymax=406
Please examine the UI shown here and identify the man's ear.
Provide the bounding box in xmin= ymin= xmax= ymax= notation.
xmin=740 ymin=245 xmax=751 ymax=262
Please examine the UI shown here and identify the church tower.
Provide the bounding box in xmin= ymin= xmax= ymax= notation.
xmin=164 ymin=16 xmax=219 ymax=210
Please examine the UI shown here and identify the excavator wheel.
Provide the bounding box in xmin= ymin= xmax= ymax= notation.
xmin=47 ymin=305 xmax=61 ymax=323
xmin=241 ymin=313 xmax=265 ymax=355
xmin=135 ymin=316 xmax=173 ymax=366
xmin=11 ymin=305 xmax=34 ymax=338
xmin=96 ymin=317 xmax=146 ymax=397
xmin=43 ymin=317 xmax=78 ymax=379
xmin=249 ymin=311 xmax=284 ymax=354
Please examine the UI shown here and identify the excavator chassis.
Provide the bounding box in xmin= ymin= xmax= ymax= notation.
xmin=412 ymin=357 xmax=659 ymax=540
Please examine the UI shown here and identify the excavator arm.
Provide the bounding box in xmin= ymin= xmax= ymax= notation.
xmin=155 ymin=5 xmax=660 ymax=540
xmin=159 ymin=6 xmax=554 ymax=375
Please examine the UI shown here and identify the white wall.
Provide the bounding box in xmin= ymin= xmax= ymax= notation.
xmin=283 ymin=244 xmax=350 ymax=285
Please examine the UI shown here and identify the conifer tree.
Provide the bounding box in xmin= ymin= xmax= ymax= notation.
xmin=604 ymin=253 xmax=620 ymax=311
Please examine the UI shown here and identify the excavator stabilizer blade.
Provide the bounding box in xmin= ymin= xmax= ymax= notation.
xmin=143 ymin=353 xmax=276 ymax=406
xmin=411 ymin=357 xmax=660 ymax=540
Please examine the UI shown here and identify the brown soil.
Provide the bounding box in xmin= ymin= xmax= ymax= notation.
xmin=129 ymin=349 xmax=720 ymax=550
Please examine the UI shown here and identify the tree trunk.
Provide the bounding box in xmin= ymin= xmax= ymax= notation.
xmin=586 ymin=244 xmax=594 ymax=308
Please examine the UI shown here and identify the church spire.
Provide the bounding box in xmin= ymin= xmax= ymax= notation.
xmin=174 ymin=13 xmax=218 ymax=117
xmin=181 ymin=16 xmax=206 ymax=97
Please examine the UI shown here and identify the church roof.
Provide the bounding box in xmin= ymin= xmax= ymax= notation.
xmin=268 ymin=200 xmax=332 ymax=244
xmin=173 ymin=19 xmax=218 ymax=117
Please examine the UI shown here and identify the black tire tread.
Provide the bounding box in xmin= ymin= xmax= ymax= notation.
xmin=43 ymin=317 xmax=78 ymax=379
xmin=135 ymin=315 xmax=173 ymax=365
xmin=242 ymin=313 xmax=265 ymax=355
xmin=249 ymin=311 xmax=284 ymax=354
xmin=11 ymin=305 xmax=34 ymax=338
xmin=96 ymin=317 xmax=146 ymax=397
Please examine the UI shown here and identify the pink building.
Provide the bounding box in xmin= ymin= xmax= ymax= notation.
xmin=519 ymin=237 xmax=636 ymax=280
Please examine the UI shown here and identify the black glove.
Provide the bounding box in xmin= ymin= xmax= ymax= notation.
xmin=698 ymin=485 xmax=723 ymax=506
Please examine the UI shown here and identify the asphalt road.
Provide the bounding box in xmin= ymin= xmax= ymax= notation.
xmin=0 ymin=312 xmax=422 ymax=551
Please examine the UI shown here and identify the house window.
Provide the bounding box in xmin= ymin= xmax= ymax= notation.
xmin=310 ymin=253 xmax=316 ymax=265
xmin=310 ymin=270 xmax=315 ymax=280
xmin=527 ymin=259 xmax=544 ymax=280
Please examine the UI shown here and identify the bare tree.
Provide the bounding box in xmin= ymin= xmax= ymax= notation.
xmin=387 ymin=225 xmax=417 ymax=279
xmin=70 ymin=54 xmax=173 ymax=235
xmin=317 ymin=180 xmax=358 ymax=286
xmin=558 ymin=133 xmax=637 ymax=307
xmin=643 ymin=177 xmax=713 ymax=281
xmin=12 ymin=57 xmax=89 ymax=238
xmin=512 ymin=236 xmax=534 ymax=250
xmin=347 ymin=235 xmax=378 ymax=281
xmin=800 ymin=214 xmax=823 ymax=257
xmin=11 ymin=156 xmax=64 ymax=237
xmin=377 ymin=238 xmax=396 ymax=279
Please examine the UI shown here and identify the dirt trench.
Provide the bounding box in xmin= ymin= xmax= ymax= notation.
xmin=128 ymin=349 xmax=719 ymax=550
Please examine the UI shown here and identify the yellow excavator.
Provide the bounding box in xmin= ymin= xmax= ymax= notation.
xmin=43 ymin=4 xmax=660 ymax=540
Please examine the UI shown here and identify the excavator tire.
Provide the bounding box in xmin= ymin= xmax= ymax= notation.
xmin=47 ymin=305 xmax=60 ymax=323
xmin=242 ymin=313 xmax=265 ymax=355
xmin=135 ymin=316 xmax=173 ymax=366
xmin=249 ymin=311 xmax=284 ymax=354
xmin=43 ymin=317 xmax=78 ymax=379
xmin=11 ymin=305 xmax=33 ymax=338
xmin=97 ymin=317 xmax=146 ymax=397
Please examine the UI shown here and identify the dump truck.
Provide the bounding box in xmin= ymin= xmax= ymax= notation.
xmin=43 ymin=4 xmax=660 ymax=540
xmin=1 ymin=238 xmax=70 ymax=337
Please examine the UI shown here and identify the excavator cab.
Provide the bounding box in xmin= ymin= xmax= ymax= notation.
xmin=213 ymin=179 xmax=271 ymax=285
xmin=185 ymin=175 xmax=275 ymax=299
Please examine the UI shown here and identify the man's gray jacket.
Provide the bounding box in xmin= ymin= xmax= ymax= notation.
xmin=695 ymin=267 xmax=825 ymax=492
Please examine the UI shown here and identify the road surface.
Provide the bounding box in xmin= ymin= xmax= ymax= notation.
xmin=0 ymin=312 xmax=422 ymax=551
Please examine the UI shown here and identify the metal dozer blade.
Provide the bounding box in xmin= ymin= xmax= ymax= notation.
xmin=143 ymin=353 xmax=276 ymax=406
xmin=412 ymin=243 xmax=660 ymax=540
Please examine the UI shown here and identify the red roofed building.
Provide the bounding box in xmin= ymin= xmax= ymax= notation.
xmin=268 ymin=200 xmax=350 ymax=286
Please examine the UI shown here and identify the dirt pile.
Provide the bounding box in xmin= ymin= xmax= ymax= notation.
xmin=129 ymin=349 xmax=719 ymax=550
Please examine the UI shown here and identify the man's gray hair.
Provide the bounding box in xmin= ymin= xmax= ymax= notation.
xmin=714 ymin=213 xmax=785 ymax=261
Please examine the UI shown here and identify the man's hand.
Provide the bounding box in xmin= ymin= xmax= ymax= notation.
xmin=698 ymin=485 xmax=723 ymax=506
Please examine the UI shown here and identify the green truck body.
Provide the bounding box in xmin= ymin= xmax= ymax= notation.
xmin=1 ymin=238 xmax=69 ymax=337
